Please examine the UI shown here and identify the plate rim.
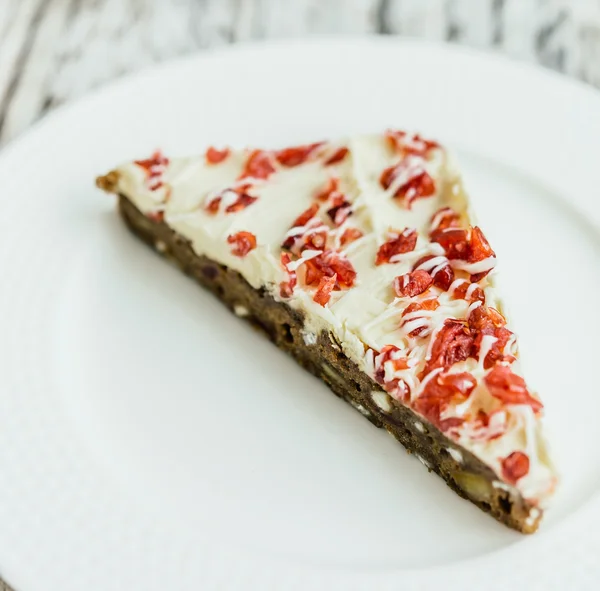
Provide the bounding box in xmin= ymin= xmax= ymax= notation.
xmin=3 ymin=34 xmax=600 ymax=162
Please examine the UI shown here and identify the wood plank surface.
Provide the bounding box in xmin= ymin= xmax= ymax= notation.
xmin=1 ymin=0 xmax=600 ymax=145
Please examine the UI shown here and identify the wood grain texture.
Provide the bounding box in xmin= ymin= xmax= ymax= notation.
xmin=0 ymin=1 xmax=599 ymax=589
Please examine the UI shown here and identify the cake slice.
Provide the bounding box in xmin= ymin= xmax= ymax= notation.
xmin=97 ymin=131 xmax=557 ymax=533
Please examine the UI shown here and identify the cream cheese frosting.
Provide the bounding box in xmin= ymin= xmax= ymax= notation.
xmin=110 ymin=131 xmax=557 ymax=508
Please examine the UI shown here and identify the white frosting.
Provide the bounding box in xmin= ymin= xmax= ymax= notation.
xmin=108 ymin=132 xmax=556 ymax=508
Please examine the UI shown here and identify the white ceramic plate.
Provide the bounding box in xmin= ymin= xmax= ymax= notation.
xmin=0 ymin=38 xmax=599 ymax=591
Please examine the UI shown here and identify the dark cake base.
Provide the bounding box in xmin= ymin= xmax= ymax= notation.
xmin=116 ymin=194 xmax=540 ymax=533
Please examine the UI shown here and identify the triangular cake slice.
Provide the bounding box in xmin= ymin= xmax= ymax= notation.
xmin=97 ymin=131 xmax=557 ymax=532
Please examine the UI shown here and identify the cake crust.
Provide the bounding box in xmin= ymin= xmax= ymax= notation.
xmin=115 ymin=192 xmax=541 ymax=533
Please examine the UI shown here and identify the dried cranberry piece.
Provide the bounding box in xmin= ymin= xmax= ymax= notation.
xmin=279 ymin=252 xmax=297 ymax=298
xmin=282 ymin=204 xmax=325 ymax=253
xmin=452 ymin=281 xmax=486 ymax=304
xmin=469 ymin=226 xmax=495 ymax=262
xmin=280 ymin=282 xmax=294 ymax=299
xmin=413 ymin=255 xmax=455 ymax=291
xmin=276 ymin=142 xmax=324 ymax=167
xmin=385 ymin=379 xmax=411 ymax=401
xmin=374 ymin=345 xmax=409 ymax=375
xmin=240 ymin=150 xmax=276 ymax=180
xmin=401 ymin=298 xmax=440 ymax=337
xmin=467 ymin=226 xmax=496 ymax=281
xmin=433 ymin=264 xmax=454 ymax=291
xmin=432 ymin=225 xmax=496 ymax=281
xmin=376 ymin=228 xmax=418 ymax=265
xmin=464 ymin=409 xmax=508 ymax=442
xmin=394 ymin=270 xmax=433 ymax=298
xmin=501 ymin=451 xmax=530 ymax=484
xmin=225 ymin=193 xmax=258 ymax=213
xmin=340 ymin=227 xmax=363 ymax=247
xmin=380 ymin=164 xmax=436 ymax=207
xmin=135 ymin=150 xmax=169 ymax=191
xmin=304 ymin=228 xmax=328 ymax=252
xmin=289 ymin=203 xmax=320 ymax=229
xmin=326 ymin=197 xmax=353 ymax=227
xmin=206 ymin=184 xmax=258 ymax=215
xmin=485 ymin=327 xmax=514 ymax=368
xmin=379 ymin=165 xmax=397 ymax=192
xmin=304 ymin=250 xmax=357 ymax=289
xmin=385 ymin=129 xmax=440 ymax=157
xmin=469 ymin=306 xmax=505 ymax=331
xmin=372 ymin=345 xmax=412 ymax=401
xmin=205 ymin=146 xmax=230 ymax=164
xmin=397 ymin=172 xmax=436 ymax=206
xmin=456 ymin=408 xmax=508 ymax=442
xmin=227 ymin=231 xmax=257 ymax=257
xmin=430 ymin=207 xmax=460 ymax=233
xmin=315 ymin=177 xmax=340 ymax=201
xmin=452 ymin=282 xmax=468 ymax=299
xmin=414 ymin=371 xmax=477 ymax=431
xmin=413 ymin=255 xmax=434 ymax=270
xmin=324 ymin=147 xmax=349 ymax=166
xmin=470 ymin=271 xmax=490 ymax=283
xmin=403 ymin=298 xmax=440 ymax=317
xmin=484 ymin=366 xmax=543 ymax=413
xmin=468 ymin=306 xmax=515 ymax=368
xmin=205 ymin=199 xmax=220 ymax=214
xmin=438 ymin=417 xmax=466 ymax=433
xmin=313 ymin=274 xmax=337 ymax=306
xmin=423 ymin=319 xmax=474 ymax=376
xmin=431 ymin=228 xmax=470 ymax=260
xmin=135 ymin=150 xmax=168 ymax=172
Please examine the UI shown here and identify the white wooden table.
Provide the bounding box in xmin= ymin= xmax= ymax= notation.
xmin=0 ymin=0 xmax=599 ymax=588
xmin=2 ymin=0 xmax=600 ymax=148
